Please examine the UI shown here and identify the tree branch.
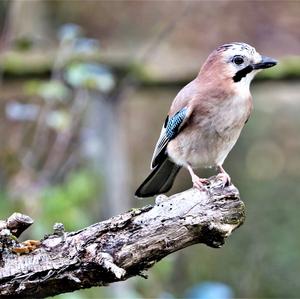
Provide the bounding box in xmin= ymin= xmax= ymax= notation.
xmin=0 ymin=176 xmax=245 ymax=298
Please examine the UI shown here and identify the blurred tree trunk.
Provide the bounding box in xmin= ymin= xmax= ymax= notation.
xmin=0 ymin=0 xmax=52 ymax=218
xmin=7 ymin=0 xmax=51 ymax=43
xmin=81 ymin=90 xmax=132 ymax=298
xmin=82 ymin=92 xmax=131 ymax=217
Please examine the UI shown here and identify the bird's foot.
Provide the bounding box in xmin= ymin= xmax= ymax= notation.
xmin=187 ymin=165 xmax=209 ymax=191
xmin=192 ymin=177 xmax=210 ymax=190
xmin=216 ymin=172 xmax=231 ymax=188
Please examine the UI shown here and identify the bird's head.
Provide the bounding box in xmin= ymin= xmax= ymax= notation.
xmin=199 ymin=42 xmax=277 ymax=91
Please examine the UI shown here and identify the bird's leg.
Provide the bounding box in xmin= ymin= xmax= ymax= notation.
xmin=187 ymin=165 xmax=209 ymax=190
xmin=216 ymin=165 xmax=231 ymax=187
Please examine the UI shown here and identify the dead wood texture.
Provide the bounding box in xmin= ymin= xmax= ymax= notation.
xmin=0 ymin=176 xmax=245 ymax=298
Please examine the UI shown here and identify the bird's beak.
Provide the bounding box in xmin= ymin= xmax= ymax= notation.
xmin=252 ymin=56 xmax=278 ymax=70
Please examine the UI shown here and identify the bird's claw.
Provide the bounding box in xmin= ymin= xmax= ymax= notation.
xmin=192 ymin=177 xmax=210 ymax=191
xmin=216 ymin=172 xmax=231 ymax=188
xmin=188 ymin=165 xmax=210 ymax=191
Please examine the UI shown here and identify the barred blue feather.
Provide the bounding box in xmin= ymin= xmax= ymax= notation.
xmin=151 ymin=107 xmax=188 ymax=168
xmin=166 ymin=107 xmax=188 ymax=140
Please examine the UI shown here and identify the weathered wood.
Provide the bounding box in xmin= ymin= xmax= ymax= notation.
xmin=2 ymin=213 xmax=34 ymax=238
xmin=0 ymin=176 xmax=245 ymax=298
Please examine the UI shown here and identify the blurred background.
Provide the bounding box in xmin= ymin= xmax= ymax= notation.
xmin=0 ymin=1 xmax=299 ymax=298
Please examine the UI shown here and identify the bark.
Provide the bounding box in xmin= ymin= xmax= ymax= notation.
xmin=0 ymin=176 xmax=245 ymax=298
xmin=0 ymin=213 xmax=33 ymax=238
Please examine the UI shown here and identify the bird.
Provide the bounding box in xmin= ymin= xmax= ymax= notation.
xmin=135 ymin=42 xmax=277 ymax=198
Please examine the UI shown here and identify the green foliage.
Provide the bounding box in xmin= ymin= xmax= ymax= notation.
xmin=0 ymin=191 xmax=14 ymax=219
xmin=13 ymin=36 xmax=34 ymax=52
xmin=24 ymin=80 xmax=71 ymax=102
xmin=0 ymin=169 xmax=102 ymax=241
xmin=135 ymin=256 xmax=175 ymax=298
xmin=46 ymin=110 xmax=71 ymax=131
xmin=1 ymin=51 xmax=54 ymax=75
xmin=40 ymin=169 xmax=101 ymax=232
xmin=65 ymin=63 xmax=115 ymax=92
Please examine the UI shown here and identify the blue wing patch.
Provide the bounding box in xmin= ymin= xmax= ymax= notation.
xmin=151 ymin=106 xmax=188 ymax=168
xmin=165 ymin=107 xmax=188 ymax=140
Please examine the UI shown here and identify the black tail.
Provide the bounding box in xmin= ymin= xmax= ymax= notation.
xmin=135 ymin=159 xmax=181 ymax=198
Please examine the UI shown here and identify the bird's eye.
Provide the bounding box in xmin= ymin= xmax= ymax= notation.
xmin=233 ymin=55 xmax=244 ymax=65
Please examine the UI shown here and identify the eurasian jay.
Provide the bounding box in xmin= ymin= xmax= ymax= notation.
xmin=135 ymin=42 xmax=277 ymax=198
